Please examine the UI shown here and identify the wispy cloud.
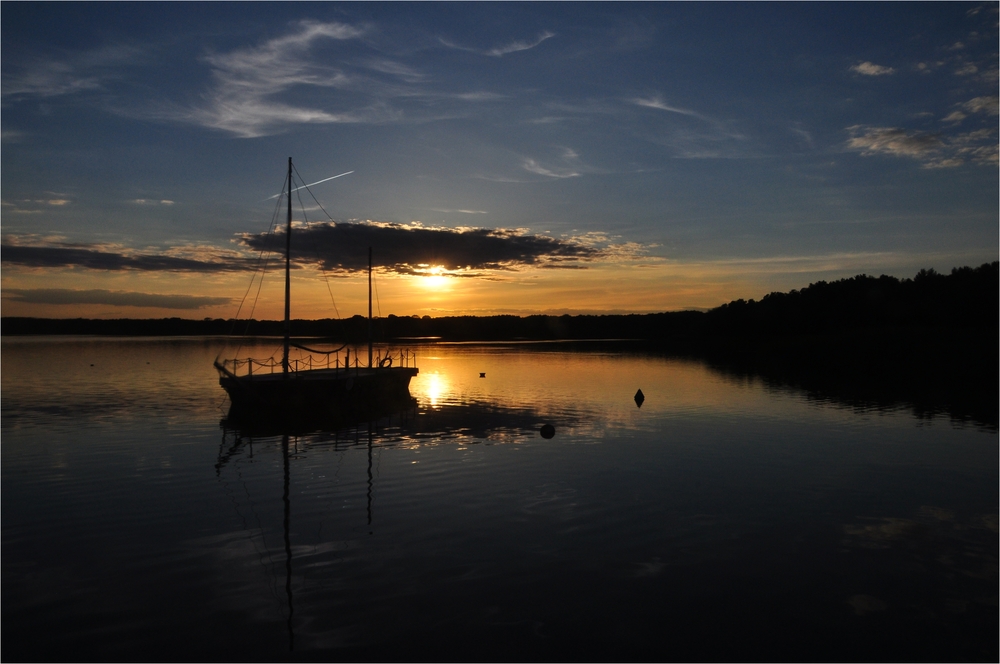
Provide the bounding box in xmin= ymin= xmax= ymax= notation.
xmin=4 ymin=288 xmax=231 ymax=310
xmin=851 ymin=61 xmax=895 ymax=76
xmin=11 ymin=197 xmax=71 ymax=206
xmin=847 ymin=126 xmax=943 ymax=158
xmin=846 ymin=125 xmax=997 ymax=167
xmin=0 ymin=197 xmax=73 ymax=214
xmin=790 ymin=126 xmax=815 ymax=148
xmin=160 ymin=21 xmax=517 ymax=137
xmin=486 ymin=31 xmax=555 ymax=56
xmin=627 ymin=95 xmax=755 ymax=158
xmin=631 ymin=96 xmax=701 ymax=117
xmin=359 ymin=58 xmax=426 ymax=83
xmin=1 ymin=44 xmax=144 ymax=99
xmin=439 ymin=31 xmax=555 ymax=57
xmin=522 ymin=158 xmax=581 ymax=179
xmin=452 ymin=91 xmax=507 ymax=102
xmin=962 ymin=95 xmax=999 ymax=115
xmin=526 ymin=116 xmax=570 ymax=125
xmin=683 ymin=251 xmax=916 ymax=278
xmin=942 ymin=96 xmax=998 ymax=124
xmin=180 ymin=20 xmax=366 ymax=138
xmin=519 ymin=147 xmax=588 ymax=179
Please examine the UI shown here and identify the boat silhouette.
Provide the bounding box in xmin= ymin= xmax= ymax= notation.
xmin=215 ymin=158 xmax=418 ymax=425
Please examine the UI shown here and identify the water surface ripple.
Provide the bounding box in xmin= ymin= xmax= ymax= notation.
xmin=2 ymin=337 xmax=996 ymax=661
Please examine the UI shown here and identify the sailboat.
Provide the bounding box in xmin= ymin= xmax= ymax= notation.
xmin=215 ymin=158 xmax=418 ymax=428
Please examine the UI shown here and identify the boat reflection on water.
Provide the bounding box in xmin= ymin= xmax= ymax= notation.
xmin=217 ymin=406 xmax=410 ymax=654
xmin=220 ymin=393 xmax=419 ymax=439
xmin=214 ymin=389 xmax=572 ymax=655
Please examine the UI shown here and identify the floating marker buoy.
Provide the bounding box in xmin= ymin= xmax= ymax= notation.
xmin=634 ymin=389 xmax=645 ymax=407
xmin=480 ymin=372 xmax=486 ymax=378
xmin=540 ymin=424 xmax=555 ymax=439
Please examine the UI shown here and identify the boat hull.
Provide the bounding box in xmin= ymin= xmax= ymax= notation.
xmin=219 ymin=366 xmax=418 ymax=429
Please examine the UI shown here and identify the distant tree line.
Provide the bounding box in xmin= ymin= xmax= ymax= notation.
xmin=3 ymin=262 xmax=996 ymax=343
xmin=702 ymin=262 xmax=998 ymax=335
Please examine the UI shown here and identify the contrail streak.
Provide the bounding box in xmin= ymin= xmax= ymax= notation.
xmin=265 ymin=171 xmax=354 ymax=200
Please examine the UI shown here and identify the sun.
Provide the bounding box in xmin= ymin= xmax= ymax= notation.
xmin=417 ymin=266 xmax=451 ymax=290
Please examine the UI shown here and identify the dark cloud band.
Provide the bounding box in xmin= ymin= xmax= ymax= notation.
xmin=2 ymin=223 xmax=620 ymax=277
xmin=240 ymin=221 xmax=603 ymax=274
xmin=4 ymin=288 xmax=231 ymax=310
xmin=1 ymin=244 xmax=253 ymax=272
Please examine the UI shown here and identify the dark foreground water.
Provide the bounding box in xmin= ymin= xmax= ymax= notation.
xmin=2 ymin=337 xmax=997 ymax=662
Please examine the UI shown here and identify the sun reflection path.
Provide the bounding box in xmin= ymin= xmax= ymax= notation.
xmin=411 ymin=371 xmax=450 ymax=408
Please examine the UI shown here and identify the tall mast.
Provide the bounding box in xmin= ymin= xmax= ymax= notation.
xmin=283 ymin=157 xmax=292 ymax=375
xmin=368 ymin=246 xmax=373 ymax=368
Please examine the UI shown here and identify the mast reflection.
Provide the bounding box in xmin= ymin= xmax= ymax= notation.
xmin=216 ymin=398 xmax=418 ymax=653
xmin=281 ymin=433 xmax=294 ymax=653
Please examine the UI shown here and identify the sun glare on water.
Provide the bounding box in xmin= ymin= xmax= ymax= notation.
xmin=412 ymin=371 xmax=449 ymax=407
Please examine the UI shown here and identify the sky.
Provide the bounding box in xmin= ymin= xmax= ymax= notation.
xmin=2 ymin=2 xmax=997 ymax=319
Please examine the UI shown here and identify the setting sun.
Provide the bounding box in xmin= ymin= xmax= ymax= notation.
xmin=417 ymin=266 xmax=451 ymax=291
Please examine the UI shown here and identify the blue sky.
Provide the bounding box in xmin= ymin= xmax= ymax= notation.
xmin=2 ymin=3 xmax=997 ymax=318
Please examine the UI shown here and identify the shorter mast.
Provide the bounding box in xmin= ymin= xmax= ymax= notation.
xmin=367 ymin=247 xmax=373 ymax=368
xmin=283 ymin=157 xmax=292 ymax=375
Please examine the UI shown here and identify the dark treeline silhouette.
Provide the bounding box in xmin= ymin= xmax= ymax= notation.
xmin=688 ymin=262 xmax=998 ymax=430
xmin=2 ymin=311 xmax=699 ymax=340
xmin=703 ymin=262 xmax=998 ymax=334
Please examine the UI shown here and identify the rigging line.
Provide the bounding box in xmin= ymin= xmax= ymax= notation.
xmin=291 ymin=163 xmax=344 ymax=222
xmin=240 ymin=171 xmax=290 ymax=347
xmin=222 ymin=183 xmax=282 ymax=341
xmin=239 ymin=240 xmax=276 ymax=348
xmin=324 ymin=276 xmax=341 ymax=319
xmin=233 ymin=197 xmax=278 ymax=355
xmin=373 ymin=268 xmax=386 ymax=342
xmin=232 ymin=187 xmax=285 ymax=327
xmin=291 ymin=164 xmax=347 ymax=334
xmin=222 ymin=179 xmax=286 ymax=363
xmin=218 ymin=472 xmax=278 ymax=602
xmin=290 ymin=341 xmax=347 ymax=355
xmin=231 ymin=450 xmax=284 ymax=609
xmin=238 ymin=252 xmax=273 ymax=333
xmin=292 ymin=177 xmax=339 ymax=328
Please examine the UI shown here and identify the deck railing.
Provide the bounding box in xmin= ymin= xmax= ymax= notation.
xmin=218 ymin=348 xmax=417 ymax=378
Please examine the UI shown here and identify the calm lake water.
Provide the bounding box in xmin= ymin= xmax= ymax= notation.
xmin=2 ymin=337 xmax=997 ymax=661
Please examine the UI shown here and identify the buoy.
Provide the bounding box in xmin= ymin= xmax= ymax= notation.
xmin=634 ymin=389 xmax=645 ymax=407
xmin=540 ymin=424 xmax=555 ymax=439
xmin=480 ymin=372 xmax=486 ymax=378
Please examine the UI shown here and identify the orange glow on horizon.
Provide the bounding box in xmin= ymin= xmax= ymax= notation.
xmin=2 ymin=251 xmax=973 ymax=320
